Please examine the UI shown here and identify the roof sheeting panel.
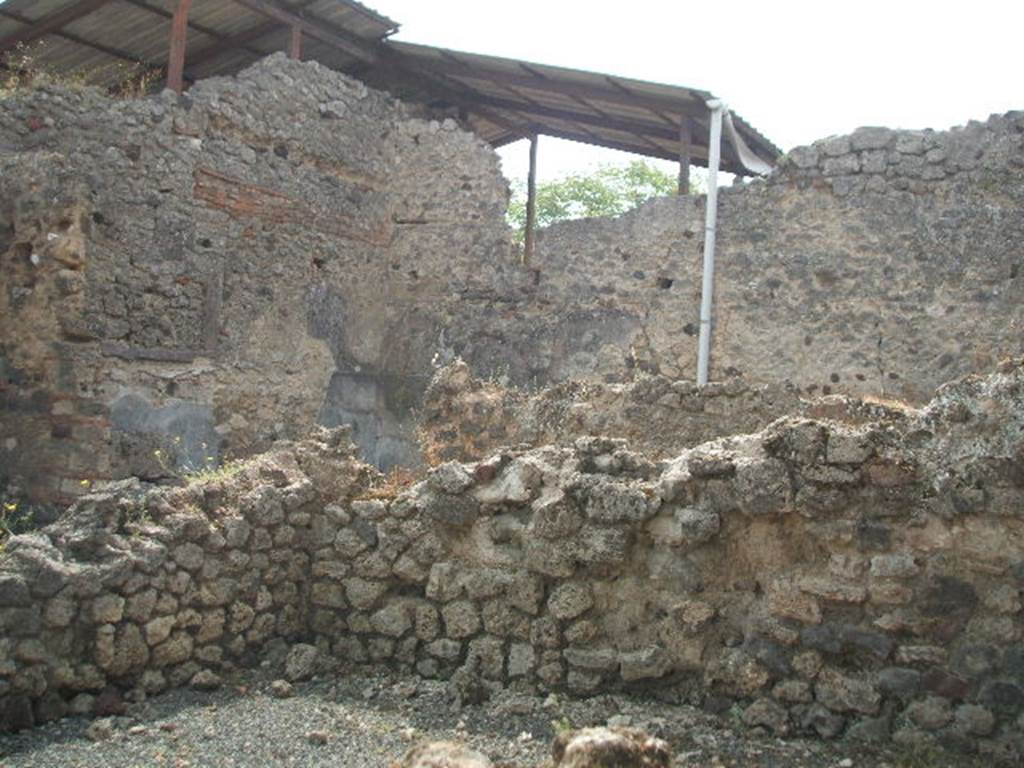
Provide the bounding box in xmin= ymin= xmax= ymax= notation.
xmin=0 ymin=1 xmax=395 ymax=84
xmin=386 ymin=40 xmax=780 ymax=173
xmin=0 ymin=2 xmax=779 ymax=170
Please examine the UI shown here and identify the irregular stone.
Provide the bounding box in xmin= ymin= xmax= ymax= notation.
xmin=43 ymin=595 xmax=76 ymax=628
xmin=91 ymin=594 xmax=125 ymax=624
xmin=950 ymin=643 xmax=999 ymax=680
xmin=426 ymin=639 xmax=462 ymax=661
xmin=172 ymin=542 xmax=205 ymax=571
xmin=461 ymin=568 xmax=512 ymax=600
xmin=426 ymin=562 xmax=462 ymax=603
xmin=270 ymin=679 xmax=294 ymax=698
xmin=344 ymin=578 xmax=389 ymax=611
xmin=466 ymin=636 xmax=505 ymax=680
xmin=145 ymin=615 xmax=176 ymax=647
xmin=977 ymin=680 xmax=1024 ymax=710
xmin=706 ymin=650 xmax=770 ymax=696
xmin=845 ymin=715 xmax=891 ymax=743
xmin=0 ymin=574 xmax=31 ymax=608
xmin=564 ymin=647 xmax=618 ymax=672
xmin=850 ymin=126 xmax=894 ymax=151
xmin=32 ymin=691 xmax=67 ymax=724
xmin=799 ymin=577 xmax=867 ymax=604
xmin=420 ymin=489 xmax=481 ymax=527
xmin=906 ymin=696 xmax=952 ymax=730
xmin=441 ymin=601 xmax=481 ymax=640
xmin=551 ymin=727 xmax=671 ymax=768
xmin=531 ymin=617 xmax=561 ymax=649
xmin=869 ymin=554 xmax=919 ymax=578
xmin=815 ymin=669 xmax=881 ymax=715
xmin=152 ymin=631 xmax=193 ymax=668
xmin=580 ymin=479 xmax=654 ymax=524
xmin=953 ymin=703 xmax=995 ymax=736
xmin=800 ymin=703 xmax=845 ymax=739
xmin=311 ymin=581 xmax=346 ymax=609
xmin=773 ymin=679 xmax=813 ymax=703
xmin=395 ymin=741 xmax=492 ymax=768
xmin=473 ymin=457 xmax=538 ymax=504
xmin=414 ymin=604 xmax=441 ymax=641
xmin=619 ymin=646 xmax=669 ymax=681
xmin=508 ymin=643 xmax=535 ymax=677
xmin=673 ymin=506 xmax=720 ymax=546
xmin=284 ymin=644 xmax=319 ymax=682
xmin=85 ymin=717 xmax=115 ymax=742
xmin=481 ymin=600 xmax=529 ymax=639
xmin=530 ymin=491 xmax=583 ymax=539
xmin=428 ymin=462 xmax=475 ymax=495
xmin=877 ymin=667 xmax=921 ymax=699
xmin=371 ymin=602 xmax=412 ymax=638
xmin=190 ymin=670 xmax=222 ymax=691
xmin=547 ymin=582 xmax=593 ymax=621
xmin=743 ymin=697 xmax=790 ymax=735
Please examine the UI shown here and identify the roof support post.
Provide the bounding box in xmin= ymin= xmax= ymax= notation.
xmin=228 ymin=0 xmax=377 ymax=63
xmin=289 ymin=25 xmax=303 ymax=60
xmin=696 ymin=99 xmax=724 ymax=387
xmin=678 ymin=118 xmax=691 ymax=195
xmin=523 ymin=133 xmax=539 ymax=265
xmin=166 ymin=0 xmax=192 ymax=94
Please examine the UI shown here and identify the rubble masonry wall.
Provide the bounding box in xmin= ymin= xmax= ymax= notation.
xmin=0 ymin=361 xmax=1022 ymax=756
xmin=1 ymin=56 xmax=1022 ymax=510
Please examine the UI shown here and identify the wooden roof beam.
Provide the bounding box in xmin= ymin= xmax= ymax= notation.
xmin=185 ymin=0 xmax=320 ymax=70
xmin=0 ymin=0 xmax=113 ymax=52
xmin=529 ymin=123 xmax=677 ymax=163
xmin=120 ymin=0 xmax=268 ymax=58
xmin=529 ymin=121 xmax=752 ymax=174
xmin=458 ymin=92 xmax=707 ymax=151
xmin=377 ymin=48 xmax=522 ymax=132
xmin=227 ymin=0 xmax=378 ymax=63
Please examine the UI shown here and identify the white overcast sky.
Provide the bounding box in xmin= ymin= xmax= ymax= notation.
xmin=378 ymin=0 xmax=1024 ymax=183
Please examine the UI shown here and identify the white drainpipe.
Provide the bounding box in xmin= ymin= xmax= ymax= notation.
xmin=696 ymin=99 xmax=724 ymax=387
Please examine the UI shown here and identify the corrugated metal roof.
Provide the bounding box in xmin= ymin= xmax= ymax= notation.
xmin=0 ymin=1 xmax=780 ymax=171
xmin=381 ymin=41 xmax=780 ymax=173
xmin=0 ymin=0 xmax=398 ymax=86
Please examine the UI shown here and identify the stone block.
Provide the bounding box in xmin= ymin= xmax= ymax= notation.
xmin=547 ymin=582 xmax=593 ymax=621
xmin=619 ymin=646 xmax=669 ymax=681
xmin=441 ymin=601 xmax=481 ymax=640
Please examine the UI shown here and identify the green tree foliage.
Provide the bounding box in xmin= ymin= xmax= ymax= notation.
xmin=507 ymin=160 xmax=700 ymax=239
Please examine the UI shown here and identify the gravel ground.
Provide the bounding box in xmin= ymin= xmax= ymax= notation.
xmin=0 ymin=670 xmax=975 ymax=768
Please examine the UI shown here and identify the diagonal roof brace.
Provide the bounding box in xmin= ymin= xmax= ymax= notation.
xmin=0 ymin=0 xmax=113 ymax=52
xmin=227 ymin=0 xmax=378 ymax=64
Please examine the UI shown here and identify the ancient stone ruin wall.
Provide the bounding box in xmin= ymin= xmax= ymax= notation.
xmin=0 ymin=55 xmax=518 ymax=505
xmin=418 ymin=360 xmax=802 ymax=463
xmin=2 ymin=361 xmax=1022 ymax=757
xmin=530 ymin=113 xmax=1024 ymax=399
xmin=2 ymin=55 xmax=1022 ymax=509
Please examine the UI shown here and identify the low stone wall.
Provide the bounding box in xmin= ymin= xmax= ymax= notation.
xmin=418 ymin=360 xmax=802 ymax=463
xmin=2 ymin=361 xmax=1022 ymax=758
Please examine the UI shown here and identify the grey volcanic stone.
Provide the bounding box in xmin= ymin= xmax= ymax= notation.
xmin=547 ymin=582 xmax=593 ymax=621
xmin=284 ymin=644 xmax=319 ymax=682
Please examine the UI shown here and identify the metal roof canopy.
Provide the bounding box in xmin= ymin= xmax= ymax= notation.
xmin=0 ymin=0 xmax=398 ymax=86
xmin=0 ymin=1 xmax=781 ymax=175
xmin=378 ymin=41 xmax=780 ymax=175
